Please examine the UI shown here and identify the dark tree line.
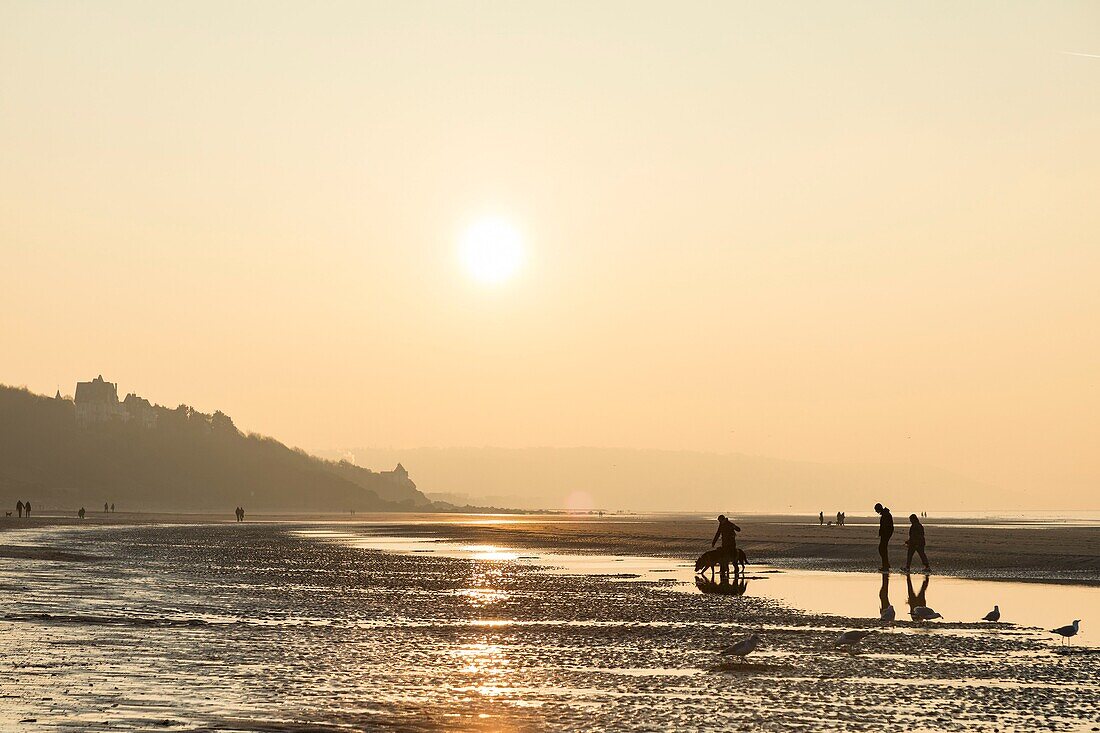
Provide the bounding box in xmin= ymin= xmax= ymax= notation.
xmin=0 ymin=384 xmax=431 ymax=512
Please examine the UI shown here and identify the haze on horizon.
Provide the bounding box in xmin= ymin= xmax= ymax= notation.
xmin=2 ymin=2 xmax=1098 ymax=509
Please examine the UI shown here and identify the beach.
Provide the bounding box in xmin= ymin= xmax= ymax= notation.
xmin=2 ymin=514 xmax=1098 ymax=731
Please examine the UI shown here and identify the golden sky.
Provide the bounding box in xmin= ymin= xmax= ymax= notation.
xmin=2 ymin=2 xmax=1098 ymax=503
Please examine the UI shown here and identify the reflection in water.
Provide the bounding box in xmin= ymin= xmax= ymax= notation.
xmin=879 ymin=572 xmax=896 ymax=622
xmin=907 ymin=573 xmax=930 ymax=619
xmin=695 ymin=576 xmax=749 ymax=596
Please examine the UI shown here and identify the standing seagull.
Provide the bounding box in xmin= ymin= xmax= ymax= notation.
xmin=836 ymin=630 xmax=874 ymax=653
xmin=721 ymin=633 xmax=763 ymax=660
xmin=911 ymin=606 xmax=943 ymax=621
xmin=981 ymin=605 xmax=1000 ymax=623
xmin=880 ymin=604 xmax=896 ymax=622
xmin=1051 ymin=620 xmax=1081 ymax=646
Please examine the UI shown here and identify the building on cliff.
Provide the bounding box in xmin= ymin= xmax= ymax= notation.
xmin=74 ymin=375 xmax=128 ymax=427
xmin=123 ymin=393 xmax=159 ymax=429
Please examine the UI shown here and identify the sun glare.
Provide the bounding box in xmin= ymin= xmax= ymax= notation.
xmin=458 ymin=216 xmax=524 ymax=285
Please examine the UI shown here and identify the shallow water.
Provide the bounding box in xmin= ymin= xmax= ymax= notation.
xmin=2 ymin=522 xmax=1099 ymax=732
xmin=299 ymin=527 xmax=1099 ymax=643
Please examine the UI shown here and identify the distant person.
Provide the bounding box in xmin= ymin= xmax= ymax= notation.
xmin=24 ymin=500 xmax=30 ymax=518
xmin=104 ymin=502 xmax=109 ymax=513
xmin=240 ymin=506 xmax=245 ymax=522
xmin=836 ymin=511 xmax=842 ymax=526
xmin=16 ymin=500 xmax=23 ymax=518
xmin=711 ymin=514 xmax=741 ymax=576
xmin=819 ymin=511 xmax=824 ymax=526
xmin=840 ymin=512 xmax=846 ymax=526
xmin=903 ymin=513 xmax=931 ymax=573
xmin=874 ymin=502 xmax=893 ymax=571
xmin=78 ymin=507 xmax=85 ymax=520
xmin=111 ymin=503 xmax=115 ymax=513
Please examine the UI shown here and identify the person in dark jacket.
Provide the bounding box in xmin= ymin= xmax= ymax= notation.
xmin=904 ymin=513 xmax=930 ymax=572
xmin=711 ymin=514 xmax=741 ymax=576
xmin=874 ymin=502 xmax=893 ymax=571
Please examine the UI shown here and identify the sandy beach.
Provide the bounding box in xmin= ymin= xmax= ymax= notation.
xmin=2 ymin=514 xmax=1099 ymax=731
xmin=8 ymin=511 xmax=1095 ymax=584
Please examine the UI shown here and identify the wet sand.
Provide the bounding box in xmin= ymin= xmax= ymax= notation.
xmin=399 ymin=513 xmax=1100 ymax=585
xmin=4 ymin=511 xmax=1099 ymax=584
xmin=1 ymin=516 xmax=1099 ymax=731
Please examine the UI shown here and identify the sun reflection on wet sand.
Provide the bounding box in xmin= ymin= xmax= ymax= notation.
xmin=4 ymin=522 xmax=1099 ymax=732
xmin=300 ymin=527 xmax=1100 ymax=646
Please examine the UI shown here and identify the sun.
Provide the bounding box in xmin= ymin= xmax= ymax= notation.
xmin=458 ymin=216 xmax=524 ymax=285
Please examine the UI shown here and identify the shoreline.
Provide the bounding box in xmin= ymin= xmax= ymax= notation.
xmin=4 ymin=511 xmax=1099 ymax=587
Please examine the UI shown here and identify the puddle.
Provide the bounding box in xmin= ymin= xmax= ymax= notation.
xmin=296 ymin=528 xmax=1099 ymax=646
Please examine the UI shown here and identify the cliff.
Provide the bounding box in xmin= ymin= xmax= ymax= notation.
xmin=0 ymin=383 xmax=434 ymax=512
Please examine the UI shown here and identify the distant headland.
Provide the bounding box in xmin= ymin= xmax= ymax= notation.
xmin=0 ymin=376 xmax=504 ymax=514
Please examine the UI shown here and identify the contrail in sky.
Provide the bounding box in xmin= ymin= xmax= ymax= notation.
xmin=1061 ymin=51 xmax=1100 ymax=59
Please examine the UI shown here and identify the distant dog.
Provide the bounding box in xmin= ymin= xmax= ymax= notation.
xmin=695 ymin=547 xmax=747 ymax=576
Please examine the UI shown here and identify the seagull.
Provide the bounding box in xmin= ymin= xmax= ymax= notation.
xmin=880 ymin=605 xmax=896 ymax=622
xmin=981 ymin=605 xmax=1000 ymax=623
xmin=721 ymin=633 xmax=763 ymax=660
xmin=1051 ymin=620 xmax=1081 ymax=646
xmin=836 ymin=630 xmax=874 ymax=653
xmin=911 ymin=606 xmax=943 ymax=621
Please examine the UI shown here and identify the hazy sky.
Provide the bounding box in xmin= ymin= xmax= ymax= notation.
xmin=2 ymin=2 xmax=1098 ymax=502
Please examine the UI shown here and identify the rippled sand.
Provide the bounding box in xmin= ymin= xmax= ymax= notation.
xmin=2 ymin=523 xmax=1099 ymax=731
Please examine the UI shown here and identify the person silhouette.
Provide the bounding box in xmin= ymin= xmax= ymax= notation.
xmin=111 ymin=503 xmax=115 ymax=513
xmin=874 ymin=502 xmax=893 ymax=571
xmin=711 ymin=514 xmax=741 ymax=578
xmin=24 ymin=500 xmax=30 ymax=518
xmin=78 ymin=507 xmax=85 ymax=520
xmin=16 ymin=500 xmax=23 ymax=518
xmin=819 ymin=511 xmax=824 ymax=525
xmin=903 ymin=513 xmax=931 ymax=572
xmin=104 ymin=502 xmax=108 ymax=513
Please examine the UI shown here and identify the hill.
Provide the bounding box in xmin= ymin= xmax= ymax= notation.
xmin=320 ymin=446 xmax=1025 ymax=513
xmin=0 ymin=381 xmax=437 ymax=513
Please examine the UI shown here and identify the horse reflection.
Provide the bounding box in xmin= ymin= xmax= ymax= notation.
xmin=695 ymin=575 xmax=749 ymax=596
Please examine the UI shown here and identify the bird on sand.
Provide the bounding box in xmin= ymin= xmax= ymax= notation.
xmin=836 ymin=630 xmax=874 ymax=653
xmin=981 ymin=605 xmax=1000 ymax=622
xmin=1051 ymin=620 xmax=1080 ymax=646
xmin=721 ymin=633 xmax=763 ymax=660
xmin=911 ymin=606 xmax=943 ymax=621
xmin=880 ymin=605 xmax=896 ymax=622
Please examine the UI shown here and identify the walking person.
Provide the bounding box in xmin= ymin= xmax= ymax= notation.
xmin=711 ymin=514 xmax=741 ymax=577
xmin=16 ymin=500 xmax=23 ymax=518
xmin=819 ymin=511 xmax=824 ymax=526
xmin=903 ymin=513 xmax=931 ymax=572
xmin=874 ymin=502 xmax=893 ymax=571
xmin=24 ymin=500 xmax=30 ymax=518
